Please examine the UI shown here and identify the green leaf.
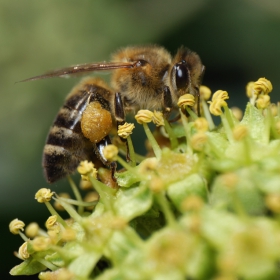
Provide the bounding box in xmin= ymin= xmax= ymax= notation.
xmin=68 ymin=252 xmax=101 ymax=278
xmin=241 ymin=103 xmax=266 ymax=143
xmin=10 ymin=258 xmax=46 ymax=276
xmin=114 ymin=184 xmax=153 ymax=221
xmin=167 ymin=173 xmax=208 ymax=211
xmin=115 ymin=169 xmax=141 ymax=188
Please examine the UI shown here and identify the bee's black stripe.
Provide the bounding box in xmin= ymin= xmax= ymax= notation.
xmin=53 ymin=108 xmax=82 ymax=133
xmin=46 ymin=126 xmax=83 ymax=149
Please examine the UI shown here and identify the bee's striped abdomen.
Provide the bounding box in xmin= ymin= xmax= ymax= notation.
xmin=42 ymin=77 xmax=113 ymax=183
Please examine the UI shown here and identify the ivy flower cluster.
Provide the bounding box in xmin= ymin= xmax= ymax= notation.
xmin=9 ymin=77 xmax=280 ymax=280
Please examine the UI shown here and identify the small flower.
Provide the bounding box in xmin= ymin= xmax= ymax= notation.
xmin=199 ymin=85 xmax=212 ymax=100
xmin=253 ymin=77 xmax=273 ymax=96
xmin=18 ymin=242 xmax=30 ymax=260
xmin=135 ymin=110 xmax=154 ymax=124
xmin=31 ymin=236 xmax=51 ymax=251
xmin=256 ymin=95 xmax=270 ymax=109
xmin=103 ymin=144 xmax=118 ymax=161
xmin=25 ymin=222 xmax=39 ymax=238
xmin=9 ymin=219 xmax=25 ymax=234
xmin=177 ymin=94 xmax=195 ymax=108
xmin=118 ymin=122 xmax=135 ymax=138
xmin=194 ymin=117 xmax=209 ymax=132
xmin=35 ymin=188 xmax=53 ymax=203
xmin=190 ymin=132 xmax=208 ymax=151
xmin=232 ymin=125 xmax=248 ymax=141
xmin=152 ymin=111 xmax=164 ymax=127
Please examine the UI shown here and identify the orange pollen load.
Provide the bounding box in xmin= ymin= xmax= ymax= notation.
xmin=81 ymin=102 xmax=113 ymax=143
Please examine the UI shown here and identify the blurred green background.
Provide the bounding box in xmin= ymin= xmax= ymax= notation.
xmin=1 ymin=0 xmax=280 ymax=278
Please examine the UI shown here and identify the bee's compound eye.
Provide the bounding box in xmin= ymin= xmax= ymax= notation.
xmin=175 ymin=61 xmax=188 ymax=89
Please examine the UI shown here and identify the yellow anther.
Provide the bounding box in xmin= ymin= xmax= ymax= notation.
xmin=231 ymin=107 xmax=243 ymax=121
xmin=208 ymin=99 xmax=227 ymax=116
xmin=9 ymin=218 xmax=25 ymax=234
xmin=212 ymin=90 xmax=229 ymax=101
xmin=246 ymin=81 xmax=255 ymax=98
xmin=77 ymin=160 xmax=97 ymax=181
xmin=35 ymin=188 xmax=54 ymax=203
xmin=135 ymin=110 xmax=154 ymax=124
xmin=177 ymin=94 xmax=195 ymax=108
xmin=45 ymin=215 xmax=58 ymax=230
xmin=232 ymin=125 xmax=248 ymax=141
xmin=253 ymin=77 xmax=273 ymax=96
xmin=256 ymin=95 xmax=270 ymax=109
xmin=152 ymin=111 xmax=165 ymax=127
xmin=25 ymin=222 xmax=39 ymax=238
xmin=190 ymin=132 xmax=208 ymax=151
xmin=181 ymin=195 xmax=204 ymax=212
xmin=265 ymin=193 xmax=280 ymax=213
xmin=103 ymin=144 xmax=119 ymax=161
xmin=31 ymin=236 xmax=51 ymax=251
xmin=194 ymin=117 xmax=209 ymax=132
xmin=199 ymin=85 xmax=212 ymax=100
xmin=118 ymin=122 xmax=135 ymax=138
xmin=18 ymin=242 xmax=30 ymax=260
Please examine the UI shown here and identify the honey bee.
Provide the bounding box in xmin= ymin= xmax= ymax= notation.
xmin=22 ymin=45 xmax=204 ymax=183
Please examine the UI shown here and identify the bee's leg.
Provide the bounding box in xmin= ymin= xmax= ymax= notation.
xmin=195 ymin=86 xmax=201 ymax=117
xmin=114 ymin=92 xmax=131 ymax=161
xmin=163 ymin=86 xmax=173 ymax=115
xmin=95 ymin=135 xmax=117 ymax=180
xmin=163 ymin=86 xmax=181 ymax=122
xmin=114 ymin=92 xmax=125 ymax=126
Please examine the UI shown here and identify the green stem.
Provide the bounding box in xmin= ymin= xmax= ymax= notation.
xmin=186 ymin=107 xmax=198 ymax=120
xmin=67 ymin=176 xmax=83 ymax=215
xmin=127 ymin=135 xmax=136 ymax=167
xmin=18 ymin=231 xmax=28 ymax=242
xmin=164 ymin=118 xmax=179 ymax=149
xmin=220 ymin=110 xmax=233 ymax=143
xmin=143 ymin=123 xmax=161 ymax=158
xmin=155 ymin=192 xmax=176 ymax=226
xmin=52 ymin=198 xmax=82 ymax=223
xmin=202 ymin=100 xmax=215 ymax=130
xmin=36 ymin=258 xmax=59 ymax=271
xmin=89 ymin=176 xmax=116 ymax=212
xmin=117 ymin=155 xmax=135 ymax=172
xmin=223 ymin=105 xmax=235 ymax=129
